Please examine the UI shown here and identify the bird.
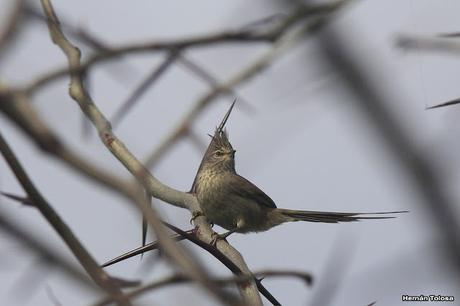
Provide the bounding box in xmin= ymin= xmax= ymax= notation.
xmin=190 ymin=101 xmax=406 ymax=241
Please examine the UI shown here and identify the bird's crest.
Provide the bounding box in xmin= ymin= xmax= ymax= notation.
xmin=190 ymin=100 xmax=236 ymax=191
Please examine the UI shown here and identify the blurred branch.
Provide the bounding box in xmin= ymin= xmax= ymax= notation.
xmin=394 ymin=35 xmax=460 ymax=109
xmin=23 ymin=1 xmax=343 ymax=95
xmin=93 ymin=270 xmax=312 ymax=306
xmin=0 ymin=132 xmax=131 ymax=306
xmin=438 ymin=32 xmax=460 ymax=38
xmin=397 ymin=34 xmax=460 ymax=55
xmin=111 ymin=50 xmax=179 ymax=127
xmin=313 ymin=5 xmax=460 ymax=275
xmin=45 ymin=286 xmax=63 ymax=306
xmin=0 ymin=0 xmax=25 ymax=61
xmin=24 ymin=3 xmax=139 ymax=84
xmin=143 ymin=5 xmax=337 ymax=170
xmin=25 ymin=2 xmax=251 ymax=115
xmin=0 ymin=90 xmax=141 ymax=203
xmin=176 ymin=54 xmax=256 ymax=113
xmin=0 ymin=205 xmax=95 ymax=290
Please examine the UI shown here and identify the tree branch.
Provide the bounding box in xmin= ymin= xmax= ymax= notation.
xmin=0 ymin=0 xmax=26 ymax=61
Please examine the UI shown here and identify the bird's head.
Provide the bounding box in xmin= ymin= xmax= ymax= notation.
xmin=202 ymin=129 xmax=236 ymax=172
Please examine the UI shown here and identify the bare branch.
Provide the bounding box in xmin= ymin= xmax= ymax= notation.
xmin=0 ymin=191 xmax=34 ymax=206
xmin=0 ymin=205 xmax=94 ymax=290
xmin=426 ymin=98 xmax=460 ymax=110
xmin=0 ymin=0 xmax=26 ymax=60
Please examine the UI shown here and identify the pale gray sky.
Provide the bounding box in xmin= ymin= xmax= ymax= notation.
xmin=0 ymin=1 xmax=459 ymax=305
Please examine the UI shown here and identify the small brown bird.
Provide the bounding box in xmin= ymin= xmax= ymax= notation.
xmin=191 ymin=101 xmax=406 ymax=240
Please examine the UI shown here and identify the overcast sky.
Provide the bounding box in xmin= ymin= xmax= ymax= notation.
xmin=1 ymin=1 xmax=460 ymax=305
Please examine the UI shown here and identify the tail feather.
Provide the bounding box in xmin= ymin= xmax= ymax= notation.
xmin=278 ymin=209 xmax=408 ymax=223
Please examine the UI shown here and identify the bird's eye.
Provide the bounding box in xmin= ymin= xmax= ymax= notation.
xmin=214 ymin=150 xmax=224 ymax=156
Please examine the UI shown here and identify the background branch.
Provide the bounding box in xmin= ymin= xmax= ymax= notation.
xmin=94 ymin=269 xmax=312 ymax=306
xmin=0 ymin=132 xmax=131 ymax=306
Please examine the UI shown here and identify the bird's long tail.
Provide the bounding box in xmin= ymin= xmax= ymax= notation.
xmin=277 ymin=208 xmax=408 ymax=223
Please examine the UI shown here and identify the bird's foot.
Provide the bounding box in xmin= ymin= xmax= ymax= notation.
xmin=210 ymin=230 xmax=235 ymax=247
xmin=190 ymin=211 xmax=215 ymax=227
xmin=210 ymin=232 xmax=228 ymax=247
xmin=189 ymin=211 xmax=203 ymax=225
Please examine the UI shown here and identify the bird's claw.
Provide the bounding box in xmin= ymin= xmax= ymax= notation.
xmin=190 ymin=211 xmax=215 ymax=228
xmin=210 ymin=232 xmax=229 ymax=247
xmin=210 ymin=232 xmax=227 ymax=247
xmin=189 ymin=211 xmax=203 ymax=225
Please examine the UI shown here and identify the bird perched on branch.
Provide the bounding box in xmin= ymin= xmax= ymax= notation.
xmin=191 ymin=101 xmax=406 ymax=241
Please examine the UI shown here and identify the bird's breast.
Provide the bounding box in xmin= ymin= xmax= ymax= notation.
xmin=195 ymin=168 xmax=221 ymax=196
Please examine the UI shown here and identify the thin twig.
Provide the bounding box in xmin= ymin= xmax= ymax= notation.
xmin=426 ymin=98 xmax=460 ymax=110
xmin=176 ymin=54 xmax=255 ymax=113
xmin=101 ymin=232 xmax=190 ymax=268
xmin=111 ymin=50 xmax=179 ymax=127
xmin=45 ymin=285 xmax=63 ymax=306
xmin=24 ymin=3 xmax=139 ymax=85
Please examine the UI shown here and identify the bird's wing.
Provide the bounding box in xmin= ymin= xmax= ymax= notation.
xmin=226 ymin=174 xmax=277 ymax=208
